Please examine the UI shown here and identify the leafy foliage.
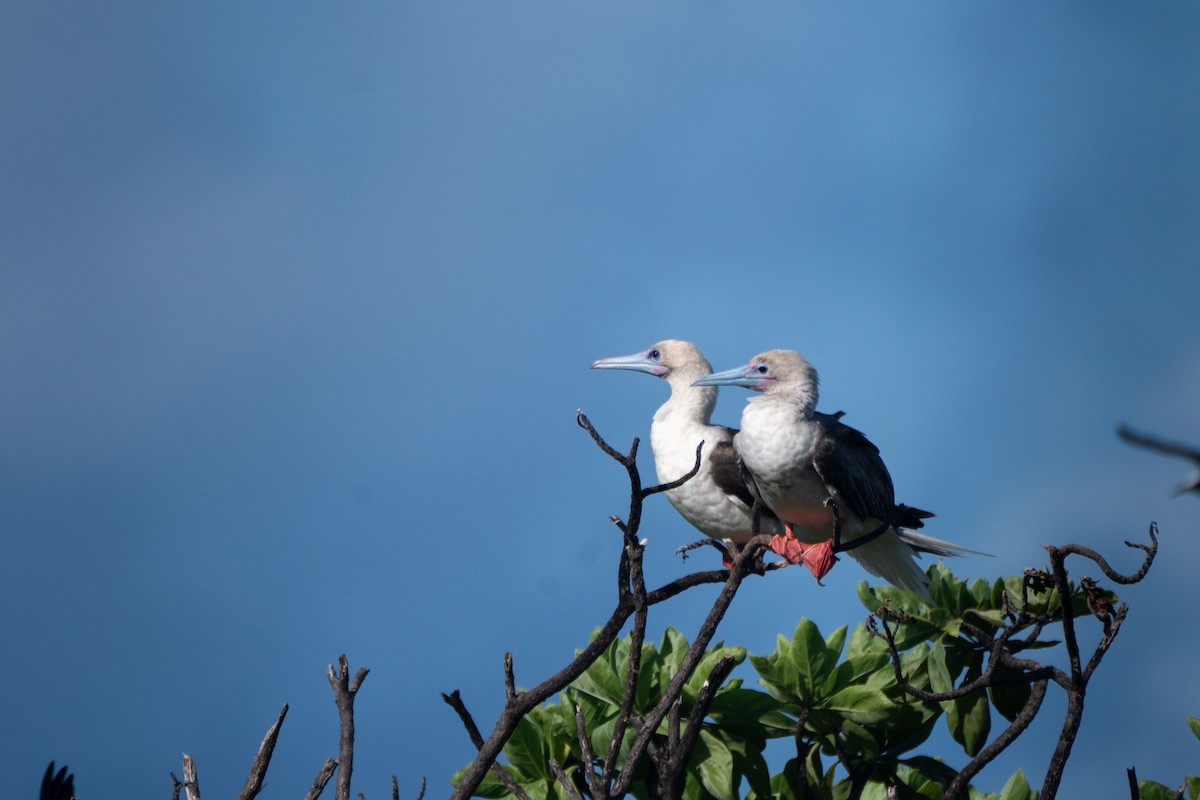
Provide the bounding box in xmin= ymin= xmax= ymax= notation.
xmin=453 ymin=562 xmax=1127 ymax=799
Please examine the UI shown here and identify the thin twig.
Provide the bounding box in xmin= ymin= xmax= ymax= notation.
xmin=504 ymin=653 xmax=517 ymax=701
xmin=643 ymin=441 xmax=704 ymax=498
xmin=572 ymin=703 xmax=603 ymax=796
xmin=440 ymin=690 xmax=533 ymax=800
xmin=549 ymin=758 xmax=584 ymax=800
xmin=661 ymin=656 xmax=739 ymax=797
xmin=1044 ymin=522 xmax=1158 ymax=585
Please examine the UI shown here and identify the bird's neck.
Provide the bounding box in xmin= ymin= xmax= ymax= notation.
xmin=654 ymin=380 xmax=717 ymax=429
xmin=745 ymin=390 xmax=816 ymax=425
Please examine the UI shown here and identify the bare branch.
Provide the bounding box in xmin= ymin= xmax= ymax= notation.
xmin=504 ymin=652 xmax=517 ymax=702
xmin=235 ymin=703 xmax=288 ymax=800
xmin=1044 ymin=522 xmax=1158 ymax=585
xmin=945 ymin=679 xmax=1048 ymax=798
xmin=674 ymin=537 xmax=729 ymax=562
xmin=661 ymin=655 xmax=739 ymax=798
xmin=327 ymin=655 xmax=369 ymax=800
xmin=181 ymin=754 xmax=200 ymax=800
xmin=643 ymin=441 xmax=704 ymax=498
xmin=577 ymin=410 xmax=637 ymax=467
xmin=303 ymin=759 xmax=337 ymax=800
xmin=440 ymin=690 xmax=532 ymax=800
xmin=549 ymin=758 xmax=584 ymax=800
xmin=573 ymin=703 xmax=602 ymax=797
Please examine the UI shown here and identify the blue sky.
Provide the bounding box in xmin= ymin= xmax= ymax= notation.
xmin=3 ymin=2 xmax=1199 ymax=798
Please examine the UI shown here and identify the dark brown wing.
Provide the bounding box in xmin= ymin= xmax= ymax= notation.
xmin=708 ymin=428 xmax=758 ymax=509
xmin=809 ymin=415 xmax=897 ymax=525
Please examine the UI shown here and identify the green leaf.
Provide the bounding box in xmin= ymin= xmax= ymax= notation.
xmin=900 ymin=756 xmax=959 ymax=796
xmin=926 ymin=642 xmax=953 ymax=696
xmin=946 ymin=662 xmax=991 ymax=757
xmin=826 ymin=625 xmax=849 ymax=660
xmin=822 ymin=685 xmax=896 ymax=725
xmin=695 ymin=728 xmax=737 ymax=800
xmin=766 ymin=756 xmax=819 ymax=800
xmin=824 ymin=650 xmax=891 ymax=696
xmin=997 ymin=769 xmax=1033 ymax=800
xmin=789 ymin=619 xmax=835 ymax=702
xmin=707 ymin=687 xmax=793 ymax=736
xmin=503 ymin=715 xmax=548 ymax=780
xmin=661 ymin=626 xmax=689 ymax=673
xmin=987 ymin=667 xmax=1033 ymax=723
xmin=723 ymin=733 xmax=775 ymax=799
xmin=572 ymin=644 xmax=625 ymax=706
xmin=1188 ymin=775 xmax=1200 ymax=800
xmin=1138 ymin=780 xmax=1181 ymax=800
xmin=687 ymin=645 xmax=747 ymax=699
xmin=847 ymin=623 xmax=889 ymax=659
xmin=837 ymin=718 xmax=881 ymax=762
xmin=1189 ymin=716 xmax=1200 ymax=742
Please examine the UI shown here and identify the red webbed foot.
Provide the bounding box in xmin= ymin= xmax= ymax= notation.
xmin=769 ymin=526 xmax=839 ymax=582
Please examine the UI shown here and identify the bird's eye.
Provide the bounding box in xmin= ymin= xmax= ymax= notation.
xmin=755 ymin=364 xmax=769 ymax=375
xmin=648 ymin=349 xmax=661 ymax=361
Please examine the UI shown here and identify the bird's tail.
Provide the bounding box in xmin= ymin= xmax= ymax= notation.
xmin=896 ymin=530 xmax=993 ymax=559
xmin=850 ymin=531 xmax=933 ymax=603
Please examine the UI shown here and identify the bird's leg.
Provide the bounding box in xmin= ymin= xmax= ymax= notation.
xmin=823 ymin=496 xmax=844 ymax=550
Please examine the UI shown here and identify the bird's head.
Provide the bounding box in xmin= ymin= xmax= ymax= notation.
xmin=693 ymin=349 xmax=819 ymax=407
xmin=591 ymin=340 xmax=713 ymax=385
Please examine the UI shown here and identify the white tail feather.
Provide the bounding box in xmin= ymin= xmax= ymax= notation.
xmin=847 ymin=530 xmax=933 ymax=602
xmin=897 ymin=530 xmax=993 ymax=559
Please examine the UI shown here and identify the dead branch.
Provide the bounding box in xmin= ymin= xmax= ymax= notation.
xmin=327 ymin=655 xmax=369 ymax=800
xmin=235 ymin=703 xmax=288 ymax=800
xmin=304 ymin=759 xmax=338 ymax=800
xmin=440 ymin=689 xmax=532 ymax=800
xmin=181 ymin=754 xmax=200 ymax=800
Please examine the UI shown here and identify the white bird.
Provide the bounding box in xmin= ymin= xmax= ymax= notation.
xmin=593 ymin=341 xmax=954 ymax=581
xmin=694 ymin=349 xmax=977 ymax=600
xmin=592 ymin=341 xmax=784 ymax=561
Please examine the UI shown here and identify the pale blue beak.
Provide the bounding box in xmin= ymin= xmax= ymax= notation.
xmin=692 ymin=364 xmax=762 ymax=389
xmin=591 ymin=350 xmax=669 ymax=377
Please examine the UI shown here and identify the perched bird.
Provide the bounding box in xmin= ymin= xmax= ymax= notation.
xmin=592 ymin=341 xmax=957 ymax=580
xmin=694 ymin=349 xmax=976 ymax=600
xmin=592 ymin=340 xmax=786 ymax=561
